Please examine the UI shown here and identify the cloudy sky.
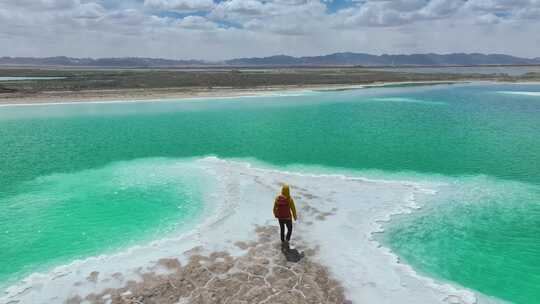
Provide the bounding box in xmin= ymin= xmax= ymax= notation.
xmin=0 ymin=0 xmax=539 ymax=60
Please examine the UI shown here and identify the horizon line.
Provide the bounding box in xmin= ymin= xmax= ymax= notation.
xmin=1 ymin=51 xmax=539 ymax=62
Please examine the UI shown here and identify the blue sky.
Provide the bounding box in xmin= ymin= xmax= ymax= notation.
xmin=0 ymin=0 xmax=539 ymax=60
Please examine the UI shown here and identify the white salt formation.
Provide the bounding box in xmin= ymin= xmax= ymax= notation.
xmin=2 ymin=157 xmax=493 ymax=304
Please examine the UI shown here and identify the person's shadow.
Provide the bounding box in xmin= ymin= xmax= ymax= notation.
xmin=281 ymin=242 xmax=304 ymax=262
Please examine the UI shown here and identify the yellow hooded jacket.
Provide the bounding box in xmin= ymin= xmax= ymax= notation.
xmin=273 ymin=185 xmax=297 ymax=221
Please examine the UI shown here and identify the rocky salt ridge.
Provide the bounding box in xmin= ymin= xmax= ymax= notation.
xmin=2 ymin=157 xmax=496 ymax=304
xmin=69 ymin=226 xmax=347 ymax=304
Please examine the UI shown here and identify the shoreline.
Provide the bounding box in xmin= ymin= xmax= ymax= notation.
xmin=0 ymin=80 xmax=476 ymax=106
xmin=2 ymin=79 xmax=539 ymax=107
xmin=1 ymin=157 xmax=486 ymax=304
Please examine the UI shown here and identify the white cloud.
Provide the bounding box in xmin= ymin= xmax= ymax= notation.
xmin=0 ymin=0 xmax=539 ymax=59
xmin=144 ymin=0 xmax=215 ymax=12
xmin=465 ymin=0 xmax=530 ymax=12
xmin=1 ymin=0 xmax=79 ymax=10
xmin=419 ymin=0 xmax=465 ymax=18
xmin=73 ymin=2 xmax=106 ymax=19
xmin=334 ymin=0 xmax=468 ymax=27
xmin=475 ymin=13 xmax=501 ymax=24
xmin=335 ymin=2 xmax=409 ymax=27
xmin=175 ymin=15 xmax=218 ymax=30
xmin=209 ymin=0 xmax=328 ymax=35
xmin=209 ymin=0 xmax=268 ymax=21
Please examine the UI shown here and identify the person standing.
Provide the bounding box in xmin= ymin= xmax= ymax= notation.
xmin=273 ymin=184 xmax=297 ymax=244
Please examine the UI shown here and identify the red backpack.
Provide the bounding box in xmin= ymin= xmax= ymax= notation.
xmin=274 ymin=195 xmax=291 ymax=219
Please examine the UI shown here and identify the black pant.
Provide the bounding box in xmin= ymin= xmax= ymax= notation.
xmin=278 ymin=219 xmax=293 ymax=242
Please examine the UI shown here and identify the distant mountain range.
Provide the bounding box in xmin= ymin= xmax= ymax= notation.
xmin=0 ymin=56 xmax=205 ymax=67
xmin=225 ymin=53 xmax=540 ymax=66
xmin=1 ymin=53 xmax=539 ymax=67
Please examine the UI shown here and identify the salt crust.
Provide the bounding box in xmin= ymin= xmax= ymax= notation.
xmin=2 ymin=157 xmax=498 ymax=304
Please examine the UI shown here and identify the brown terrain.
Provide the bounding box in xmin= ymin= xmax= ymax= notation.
xmin=1 ymin=67 xmax=539 ymax=104
xmin=67 ymin=226 xmax=348 ymax=304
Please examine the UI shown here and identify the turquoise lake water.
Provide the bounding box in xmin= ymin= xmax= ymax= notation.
xmin=1 ymin=83 xmax=539 ymax=303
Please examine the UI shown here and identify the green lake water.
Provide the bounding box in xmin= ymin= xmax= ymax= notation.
xmin=1 ymin=83 xmax=539 ymax=303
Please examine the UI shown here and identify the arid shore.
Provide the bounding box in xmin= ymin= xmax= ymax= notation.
xmin=2 ymin=67 xmax=538 ymax=105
